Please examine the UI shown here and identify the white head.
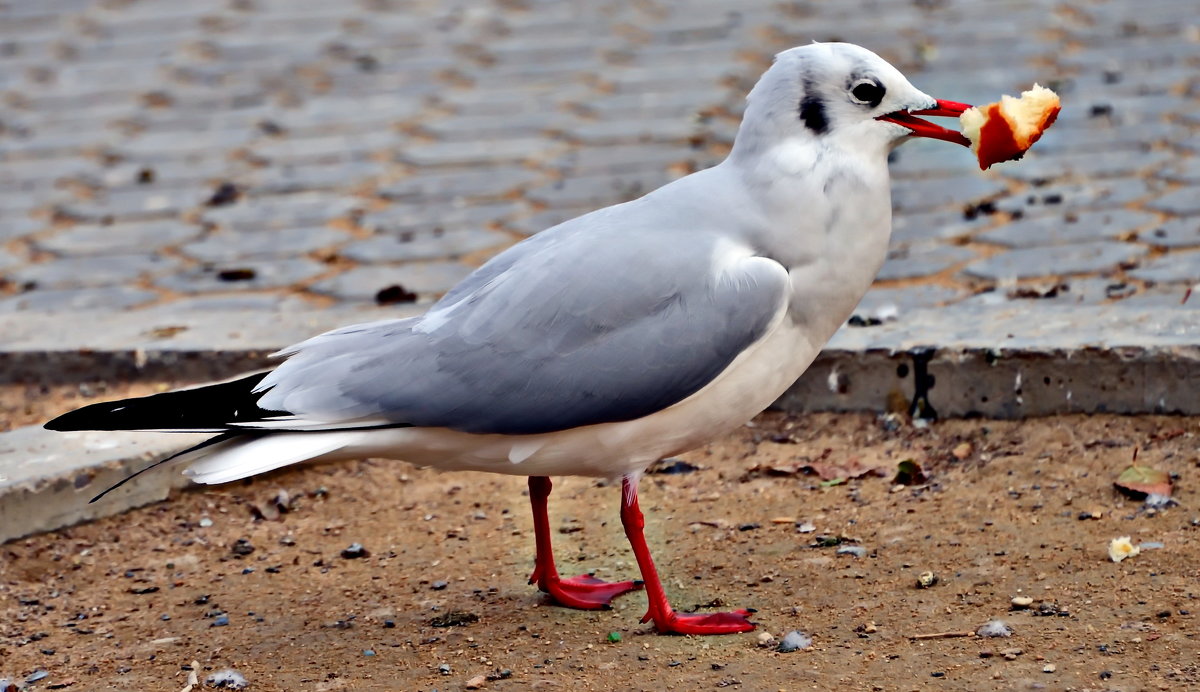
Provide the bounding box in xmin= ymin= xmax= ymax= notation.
xmin=731 ymin=43 xmax=970 ymax=162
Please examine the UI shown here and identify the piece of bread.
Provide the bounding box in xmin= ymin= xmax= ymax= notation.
xmin=960 ymin=84 xmax=1061 ymax=170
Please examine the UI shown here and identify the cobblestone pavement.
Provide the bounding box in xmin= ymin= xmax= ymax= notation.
xmin=0 ymin=0 xmax=1196 ymax=329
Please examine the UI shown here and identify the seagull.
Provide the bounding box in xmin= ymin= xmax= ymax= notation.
xmin=46 ymin=42 xmax=971 ymax=635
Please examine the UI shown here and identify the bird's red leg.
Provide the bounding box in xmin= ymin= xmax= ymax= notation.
xmin=620 ymin=475 xmax=756 ymax=635
xmin=527 ymin=476 xmax=643 ymax=609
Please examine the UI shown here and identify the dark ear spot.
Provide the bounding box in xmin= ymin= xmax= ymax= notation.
xmin=799 ymin=95 xmax=828 ymax=134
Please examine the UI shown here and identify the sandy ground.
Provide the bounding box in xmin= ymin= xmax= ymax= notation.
xmin=2 ymin=397 xmax=1199 ymax=691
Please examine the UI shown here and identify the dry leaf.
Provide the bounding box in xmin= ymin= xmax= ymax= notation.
xmin=1114 ymin=465 xmax=1172 ymax=498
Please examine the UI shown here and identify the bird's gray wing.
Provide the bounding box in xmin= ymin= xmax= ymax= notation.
xmin=254 ymin=207 xmax=791 ymax=435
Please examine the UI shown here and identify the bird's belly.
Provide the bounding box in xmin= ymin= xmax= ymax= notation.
xmin=345 ymin=317 xmax=815 ymax=478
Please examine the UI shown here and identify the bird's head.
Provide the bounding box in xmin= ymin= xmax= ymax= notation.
xmin=734 ymin=43 xmax=970 ymax=162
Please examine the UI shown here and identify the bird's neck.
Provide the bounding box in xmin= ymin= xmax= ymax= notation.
xmin=718 ymin=141 xmax=896 ymax=340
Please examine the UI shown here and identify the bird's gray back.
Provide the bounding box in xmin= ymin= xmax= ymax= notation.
xmin=256 ymin=192 xmax=790 ymax=435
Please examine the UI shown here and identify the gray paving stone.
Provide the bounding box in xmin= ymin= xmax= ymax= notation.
xmin=552 ymin=143 xmax=692 ymax=175
xmin=1114 ymin=283 xmax=1200 ymax=309
xmin=310 ymin=262 xmax=473 ymax=301
xmin=995 ymin=177 xmax=1160 ymax=215
xmin=850 ymin=284 xmax=965 ymax=322
xmin=0 ymin=216 xmax=45 ymax=243
xmin=397 ymin=138 xmax=569 ymax=167
xmin=0 ymin=157 xmax=95 ymax=187
xmin=963 ymin=241 xmax=1148 ymax=281
xmin=361 ymin=201 xmax=518 ymax=235
xmin=436 ymin=85 xmax=594 ymax=117
xmin=37 ymin=220 xmax=202 ymax=256
xmin=1139 ymin=217 xmax=1200 ymax=249
xmin=505 ymin=205 xmax=597 ymax=236
xmin=891 ymin=175 xmax=1008 ymax=214
xmin=421 ymin=111 xmax=570 ymax=142
xmin=1145 ymin=186 xmax=1200 ymax=217
xmin=877 ymin=246 xmax=977 ymax=282
xmin=568 ymin=90 xmax=727 ymax=120
xmin=890 ymin=209 xmax=991 ymax=248
xmin=1030 ymin=121 xmax=1184 ymax=154
xmin=249 ymin=130 xmax=402 ymax=164
xmin=0 ymin=285 xmax=158 ymax=313
xmin=0 ymin=0 xmax=1192 ymax=332
xmin=378 ymin=167 xmax=545 ymax=203
xmin=887 ymin=138 xmax=979 ymax=178
xmin=250 ymin=161 xmax=388 ymax=194
xmin=8 ymin=254 xmax=180 ymax=290
xmin=959 ymin=277 xmax=1139 ymax=309
xmin=0 ymin=246 xmax=21 ymax=271
xmin=95 ymin=159 xmax=232 ymax=188
xmin=567 ymin=117 xmax=703 ymax=145
xmin=138 ymin=293 xmax=292 ymax=312
xmin=155 ymin=258 xmax=329 ymax=294
xmin=115 ymin=128 xmax=255 ymax=157
xmin=180 ymin=226 xmax=350 ymax=262
xmin=998 ymin=149 xmax=1174 ymax=182
xmin=977 ymin=209 xmax=1159 ymax=248
xmin=1128 ymin=250 xmax=1200 ymax=284
xmin=57 ymin=186 xmax=209 ymax=220
xmin=341 ymin=227 xmax=511 ymax=264
xmin=202 ymin=194 xmax=362 ymax=230
xmin=526 ymin=172 xmax=668 ymax=209
xmin=1156 ymin=157 xmax=1200 ymax=185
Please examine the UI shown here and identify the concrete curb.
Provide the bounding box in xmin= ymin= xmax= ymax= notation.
xmin=3 ymin=303 xmax=1198 ymax=543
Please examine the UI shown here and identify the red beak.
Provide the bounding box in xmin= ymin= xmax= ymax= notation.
xmin=877 ymin=99 xmax=973 ymax=147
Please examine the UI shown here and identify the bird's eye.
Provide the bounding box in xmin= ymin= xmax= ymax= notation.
xmin=850 ymin=79 xmax=885 ymax=107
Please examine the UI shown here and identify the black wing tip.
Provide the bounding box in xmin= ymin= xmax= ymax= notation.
xmin=43 ymin=372 xmax=277 ymax=433
xmin=44 ymin=403 xmax=113 ymax=432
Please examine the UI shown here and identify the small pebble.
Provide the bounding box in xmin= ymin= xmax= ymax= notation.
xmin=1010 ymin=596 xmax=1034 ymax=609
xmin=796 ymin=521 xmax=816 ymax=533
xmin=25 ymin=671 xmax=49 ymax=683
xmin=205 ymin=669 xmax=249 ymax=689
xmin=776 ymin=631 xmax=813 ymax=653
xmin=341 ymin=543 xmax=369 ymax=559
xmin=916 ymin=571 xmax=938 ymax=588
xmin=438 ymin=663 xmax=451 ymax=675
xmin=464 ymin=674 xmax=488 ymax=689
xmin=1144 ymin=493 xmax=1173 ymax=509
xmin=836 ymin=545 xmax=867 ymax=558
xmin=1000 ymin=647 xmax=1023 ymax=660
xmin=1043 ymin=664 xmax=1056 ymax=673
xmin=211 ymin=615 xmax=230 ymax=627
xmin=431 ymin=580 xmax=448 ymax=591
xmin=230 ymin=539 xmax=255 ymax=556
xmin=977 ymin=620 xmax=1013 ymax=638
xmin=363 ymin=649 xmax=375 ymax=657
xmin=161 ymin=614 xmax=171 ymax=621
xmin=383 ymin=620 xmax=396 ymax=629
xmin=198 ymin=517 xmax=213 ymax=528
xmin=755 ymin=631 xmax=776 ymax=647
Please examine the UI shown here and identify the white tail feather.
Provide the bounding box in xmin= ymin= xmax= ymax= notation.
xmin=183 ymin=432 xmax=357 ymax=485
